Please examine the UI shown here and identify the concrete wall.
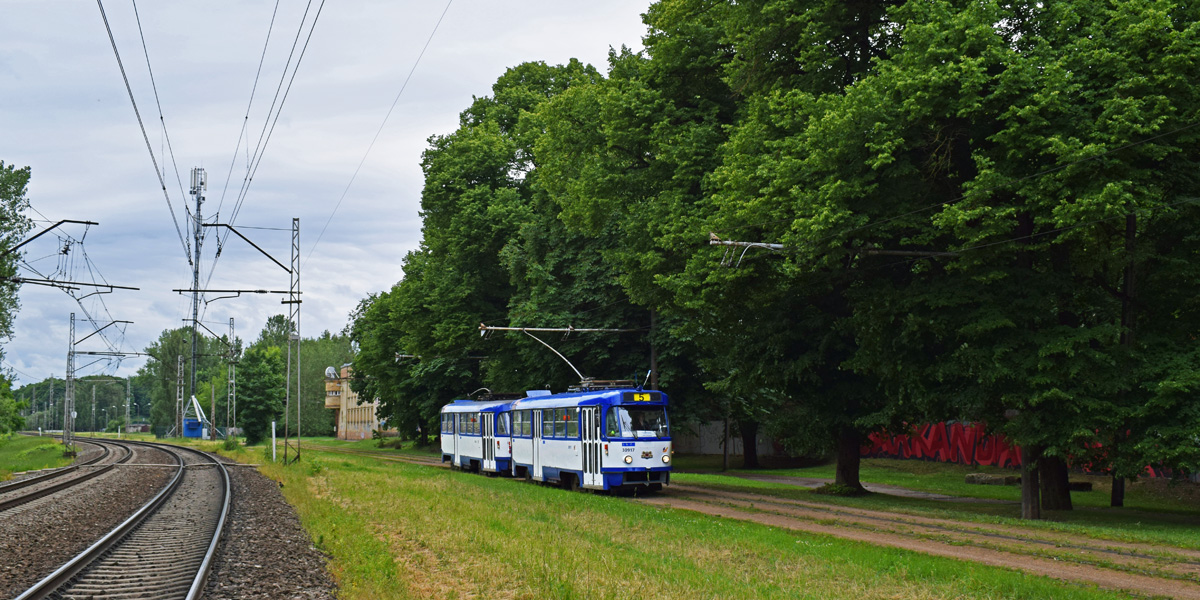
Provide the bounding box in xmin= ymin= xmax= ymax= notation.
xmin=672 ymin=420 xmax=786 ymax=457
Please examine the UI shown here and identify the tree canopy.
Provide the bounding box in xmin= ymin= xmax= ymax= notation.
xmin=348 ymin=0 xmax=1200 ymax=515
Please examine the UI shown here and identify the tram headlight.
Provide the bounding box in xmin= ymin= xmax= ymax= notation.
xmin=624 ymin=455 xmax=633 ymax=464
xmin=662 ymin=455 xmax=671 ymax=464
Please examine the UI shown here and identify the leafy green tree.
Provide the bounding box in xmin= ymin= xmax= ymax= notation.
xmin=0 ymin=377 xmax=27 ymax=436
xmin=350 ymin=60 xmax=618 ymax=442
xmin=706 ymin=0 xmax=1200 ymax=511
xmin=138 ymin=327 xmax=234 ymax=432
xmin=0 ymin=162 xmax=34 ymax=363
xmin=239 ymin=345 xmax=285 ymax=445
xmin=256 ymin=314 xmax=294 ymax=349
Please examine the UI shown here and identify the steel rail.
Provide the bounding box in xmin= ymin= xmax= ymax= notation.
xmin=13 ymin=441 xmax=231 ymax=600
xmin=0 ymin=437 xmax=109 ymax=495
xmin=0 ymin=439 xmax=132 ymax=513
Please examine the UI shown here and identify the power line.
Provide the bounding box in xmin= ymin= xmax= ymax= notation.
xmin=95 ymin=0 xmax=192 ymax=265
xmin=228 ymin=0 xmax=325 ymax=228
xmin=305 ymin=0 xmax=455 ymax=266
xmin=131 ymin=0 xmax=190 ymax=228
xmin=215 ymin=0 xmax=282 ymax=220
xmin=204 ymin=0 xmax=326 ymax=298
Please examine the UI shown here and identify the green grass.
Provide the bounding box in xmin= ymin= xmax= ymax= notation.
xmin=0 ymin=434 xmax=72 ymax=480
xmin=185 ymin=440 xmax=1136 ymax=600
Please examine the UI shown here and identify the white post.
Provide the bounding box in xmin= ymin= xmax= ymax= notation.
xmin=272 ymin=421 xmax=277 ymax=462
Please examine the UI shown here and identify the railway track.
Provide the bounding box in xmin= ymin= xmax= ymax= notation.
xmin=14 ymin=441 xmax=231 ymax=600
xmin=0 ymin=438 xmax=132 ymax=513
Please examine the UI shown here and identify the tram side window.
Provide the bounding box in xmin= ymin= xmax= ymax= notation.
xmin=553 ymin=408 xmax=566 ymax=437
xmin=565 ymin=407 xmax=579 ymax=438
xmin=441 ymin=414 xmax=453 ymax=434
xmin=522 ymin=410 xmax=532 ymax=437
xmin=512 ymin=411 xmax=524 ymax=437
xmin=497 ymin=412 xmax=510 ymax=436
xmin=542 ymin=409 xmax=554 ymax=437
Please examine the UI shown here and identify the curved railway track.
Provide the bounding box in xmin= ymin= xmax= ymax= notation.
xmin=14 ymin=441 xmax=231 ymax=600
xmin=0 ymin=438 xmax=132 ymax=513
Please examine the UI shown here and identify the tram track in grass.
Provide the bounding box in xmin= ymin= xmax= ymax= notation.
xmin=14 ymin=441 xmax=231 ymax=600
xmin=639 ymin=483 xmax=1200 ymax=599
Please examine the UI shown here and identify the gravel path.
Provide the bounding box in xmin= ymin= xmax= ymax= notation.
xmin=201 ymin=462 xmax=336 ymax=600
xmin=0 ymin=444 xmax=175 ymax=598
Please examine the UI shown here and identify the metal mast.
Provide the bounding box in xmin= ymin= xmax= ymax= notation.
xmin=189 ymin=168 xmax=206 ymax=403
xmin=64 ymin=314 xmax=77 ymax=456
xmin=228 ymin=317 xmax=236 ymax=438
xmin=124 ymin=377 xmax=131 ymax=440
xmin=283 ymin=218 xmax=301 ymax=464
xmin=175 ymin=355 xmax=185 ymax=437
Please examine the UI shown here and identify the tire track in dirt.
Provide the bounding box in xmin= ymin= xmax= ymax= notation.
xmin=640 ymin=485 xmax=1200 ymax=599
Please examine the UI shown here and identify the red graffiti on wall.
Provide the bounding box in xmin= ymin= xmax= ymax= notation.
xmin=863 ymin=423 xmax=1187 ymax=479
xmin=862 ymin=422 xmax=1022 ymax=469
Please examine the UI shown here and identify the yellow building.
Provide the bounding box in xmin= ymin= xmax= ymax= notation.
xmin=324 ymin=364 xmax=392 ymax=440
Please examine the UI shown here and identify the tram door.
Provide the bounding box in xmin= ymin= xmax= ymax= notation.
xmin=581 ymin=407 xmax=601 ymax=488
xmin=452 ymin=414 xmax=460 ymax=467
xmin=531 ymin=410 xmax=543 ymax=481
xmin=482 ymin=414 xmax=495 ymax=472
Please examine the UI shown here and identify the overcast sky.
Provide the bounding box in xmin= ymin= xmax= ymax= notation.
xmin=0 ymin=1 xmax=653 ymax=386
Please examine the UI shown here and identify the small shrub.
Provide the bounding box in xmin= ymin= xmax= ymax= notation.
xmin=223 ymin=436 xmax=239 ymax=451
xmin=811 ymin=483 xmax=870 ymax=497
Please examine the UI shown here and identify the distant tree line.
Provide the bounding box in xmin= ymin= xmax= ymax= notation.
xmin=131 ymin=317 xmax=351 ymax=444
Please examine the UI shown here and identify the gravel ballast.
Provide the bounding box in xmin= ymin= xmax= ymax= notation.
xmin=0 ymin=444 xmax=176 ymax=598
xmin=201 ymin=463 xmax=337 ymax=600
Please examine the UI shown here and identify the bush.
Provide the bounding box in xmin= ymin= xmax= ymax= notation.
xmin=222 ymin=436 xmax=239 ymax=451
xmin=811 ymin=483 xmax=870 ymax=497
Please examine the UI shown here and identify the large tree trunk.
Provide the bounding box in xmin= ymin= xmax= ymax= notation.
xmin=834 ymin=426 xmax=865 ymax=492
xmin=1020 ymin=445 xmax=1042 ymax=520
xmin=739 ymin=420 xmax=760 ymax=469
xmin=1111 ymin=476 xmax=1126 ymax=507
xmin=1038 ymin=455 xmax=1073 ymax=511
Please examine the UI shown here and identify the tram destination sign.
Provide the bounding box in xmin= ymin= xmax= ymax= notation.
xmin=622 ymin=391 xmax=662 ymax=403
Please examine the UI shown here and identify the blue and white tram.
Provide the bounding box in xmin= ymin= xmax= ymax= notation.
xmin=439 ymin=399 xmax=512 ymax=474
xmin=440 ymin=387 xmax=672 ymax=492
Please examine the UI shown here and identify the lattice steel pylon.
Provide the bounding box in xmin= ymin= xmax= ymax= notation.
xmin=227 ymin=317 xmax=237 ymax=439
xmin=63 ymin=313 xmax=77 ymax=456
xmin=175 ymin=355 xmax=185 ymax=437
xmin=283 ymin=218 xmax=301 ymax=464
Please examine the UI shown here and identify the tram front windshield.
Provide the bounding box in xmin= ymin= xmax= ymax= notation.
xmin=606 ymin=406 xmax=669 ymax=439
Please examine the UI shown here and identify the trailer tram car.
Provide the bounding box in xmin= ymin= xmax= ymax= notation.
xmin=440 ymin=399 xmax=513 ymax=474
xmin=440 ymin=386 xmax=672 ymax=492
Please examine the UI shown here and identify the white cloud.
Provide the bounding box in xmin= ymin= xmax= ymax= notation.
xmin=1 ymin=0 xmax=652 ymax=385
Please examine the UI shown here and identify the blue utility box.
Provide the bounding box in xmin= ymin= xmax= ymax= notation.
xmin=183 ymin=418 xmax=204 ymax=438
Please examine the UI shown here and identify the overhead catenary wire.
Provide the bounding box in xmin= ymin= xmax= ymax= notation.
xmin=203 ymin=0 xmax=326 ymax=299
xmin=130 ymin=0 xmax=190 ymax=226
xmin=215 ymin=0 xmax=282 ymax=220
xmin=865 ymin=196 xmax=1200 ymax=274
xmin=95 ymin=0 xmax=192 ymax=265
xmin=305 ymin=0 xmax=455 ymax=266
xmin=227 ymin=0 xmax=326 ymax=227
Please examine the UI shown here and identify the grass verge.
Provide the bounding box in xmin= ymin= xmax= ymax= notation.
xmin=0 ymin=434 xmax=71 ymax=480
xmin=191 ymin=439 xmax=1135 ymax=600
